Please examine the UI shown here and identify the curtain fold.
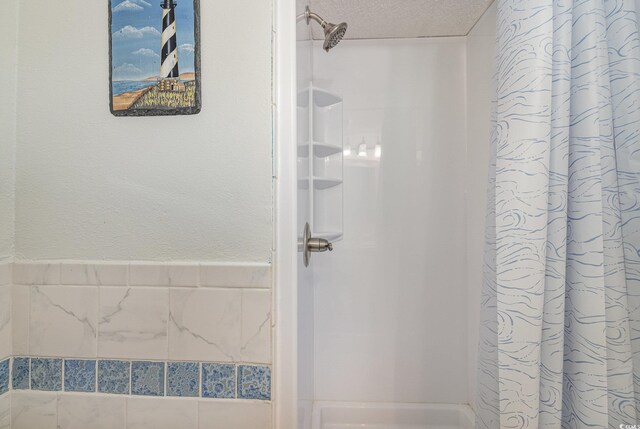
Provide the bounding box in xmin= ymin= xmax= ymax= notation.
xmin=477 ymin=1 xmax=640 ymax=428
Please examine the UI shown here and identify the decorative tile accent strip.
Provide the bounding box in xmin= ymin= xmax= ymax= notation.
xmin=98 ymin=359 xmax=130 ymax=395
xmin=3 ymin=356 xmax=270 ymax=400
xmin=64 ymin=359 xmax=96 ymax=392
xmin=132 ymin=361 xmax=165 ymax=396
xmin=60 ymin=263 xmax=128 ymax=286
xmin=12 ymin=357 xmax=30 ymax=389
xmin=13 ymin=263 xmax=60 ymax=285
xmin=238 ymin=365 xmax=271 ymax=400
xmin=0 ymin=359 xmax=8 ymax=395
xmin=167 ymin=361 xmax=199 ymax=397
xmin=31 ymin=358 xmax=62 ymax=391
xmin=202 ymin=363 xmax=235 ymax=399
xmin=200 ymin=264 xmax=271 ymax=288
xmin=12 ymin=261 xmax=271 ymax=288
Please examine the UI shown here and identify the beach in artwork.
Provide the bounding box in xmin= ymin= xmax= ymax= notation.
xmin=110 ymin=0 xmax=198 ymax=114
xmin=112 ymin=73 xmax=196 ymax=110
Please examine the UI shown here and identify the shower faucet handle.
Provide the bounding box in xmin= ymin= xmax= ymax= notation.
xmin=301 ymin=222 xmax=333 ymax=267
xmin=307 ymin=237 xmax=333 ymax=253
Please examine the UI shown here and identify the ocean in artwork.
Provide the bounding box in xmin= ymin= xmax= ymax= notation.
xmin=110 ymin=0 xmax=200 ymax=115
xmin=112 ymin=81 xmax=156 ymax=96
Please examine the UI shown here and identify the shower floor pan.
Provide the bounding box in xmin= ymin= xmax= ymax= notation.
xmin=312 ymin=402 xmax=474 ymax=429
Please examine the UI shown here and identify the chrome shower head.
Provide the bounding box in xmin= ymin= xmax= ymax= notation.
xmin=322 ymin=21 xmax=347 ymax=52
xmin=301 ymin=6 xmax=348 ymax=52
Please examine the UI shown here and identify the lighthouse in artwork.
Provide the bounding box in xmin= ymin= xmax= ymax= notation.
xmin=159 ymin=0 xmax=185 ymax=91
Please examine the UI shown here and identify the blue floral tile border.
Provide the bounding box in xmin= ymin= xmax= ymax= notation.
xmin=202 ymin=363 xmax=235 ymax=398
xmin=0 ymin=357 xmax=270 ymax=401
xmin=12 ymin=357 xmax=29 ymax=390
xmin=168 ymin=361 xmax=200 ymax=397
xmin=98 ymin=360 xmax=130 ymax=395
xmin=0 ymin=359 xmax=9 ymax=395
xmin=238 ymin=364 xmax=271 ymax=400
xmin=31 ymin=358 xmax=62 ymax=391
xmin=65 ymin=359 xmax=96 ymax=392
xmin=132 ymin=361 xmax=165 ymax=396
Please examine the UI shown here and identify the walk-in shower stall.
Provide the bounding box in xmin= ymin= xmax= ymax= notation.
xmin=294 ymin=1 xmax=496 ymax=427
xmin=291 ymin=1 xmax=640 ymax=427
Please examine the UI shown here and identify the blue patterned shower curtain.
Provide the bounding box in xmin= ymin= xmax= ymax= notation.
xmin=476 ymin=1 xmax=640 ymax=428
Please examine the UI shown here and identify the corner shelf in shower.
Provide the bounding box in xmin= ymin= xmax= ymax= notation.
xmin=297 ymin=85 xmax=344 ymax=243
xmin=313 ymin=177 xmax=342 ymax=189
xmin=297 ymin=141 xmax=343 ymax=158
xmin=297 ymin=176 xmax=342 ymax=190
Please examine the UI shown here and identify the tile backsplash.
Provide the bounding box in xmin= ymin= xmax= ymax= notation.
xmin=0 ymin=261 xmax=273 ymax=429
xmin=11 ymin=261 xmax=272 ymax=363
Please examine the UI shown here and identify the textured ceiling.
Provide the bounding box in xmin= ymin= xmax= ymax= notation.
xmin=308 ymin=0 xmax=495 ymax=39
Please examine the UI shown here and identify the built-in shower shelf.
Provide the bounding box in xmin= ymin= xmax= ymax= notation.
xmin=298 ymin=142 xmax=343 ymax=158
xmin=297 ymin=85 xmax=344 ymax=245
xmin=313 ymin=88 xmax=342 ymax=107
xmin=300 ymin=177 xmax=341 ymax=190
xmin=315 ymin=143 xmax=342 ymax=158
xmin=313 ymin=177 xmax=342 ymax=190
xmin=301 ymin=177 xmax=341 ymax=190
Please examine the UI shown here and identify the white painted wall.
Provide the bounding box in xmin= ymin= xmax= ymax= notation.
xmin=14 ymin=0 xmax=273 ymax=262
xmin=0 ymin=0 xmax=18 ymax=261
xmin=466 ymin=2 xmax=496 ymax=410
xmin=311 ymin=38 xmax=468 ymax=403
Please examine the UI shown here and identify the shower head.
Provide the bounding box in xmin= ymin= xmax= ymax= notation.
xmin=322 ymin=21 xmax=348 ymax=52
xmin=301 ymin=6 xmax=348 ymax=52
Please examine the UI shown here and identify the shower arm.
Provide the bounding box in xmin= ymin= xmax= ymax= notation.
xmin=296 ymin=6 xmax=329 ymax=30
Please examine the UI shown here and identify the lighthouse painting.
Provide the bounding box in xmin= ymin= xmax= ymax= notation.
xmin=109 ymin=0 xmax=200 ymax=116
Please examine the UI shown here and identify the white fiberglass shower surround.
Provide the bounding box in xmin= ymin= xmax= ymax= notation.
xmin=277 ymin=0 xmax=640 ymax=428
xmin=278 ymin=1 xmax=498 ymax=428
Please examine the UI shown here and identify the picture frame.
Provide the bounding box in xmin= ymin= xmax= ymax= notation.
xmin=109 ymin=0 xmax=201 ymax=116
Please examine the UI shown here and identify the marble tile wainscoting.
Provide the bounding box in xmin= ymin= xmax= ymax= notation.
xmin=0 ymin=261 xmax=273 ymax=429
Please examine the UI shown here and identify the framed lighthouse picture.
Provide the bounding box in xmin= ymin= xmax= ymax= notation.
xmin=109 ymin=0 xmax=201 ymax=116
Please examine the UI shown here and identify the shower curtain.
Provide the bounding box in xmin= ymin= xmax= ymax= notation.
xmin=476 ymin=1 xmax=640 ymax=428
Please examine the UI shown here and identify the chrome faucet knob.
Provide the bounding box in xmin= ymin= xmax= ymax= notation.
xmin=300 ymin=223 xmax=334 ymax=267
xmin=307 ymin=238 xmax=333 ymax=253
